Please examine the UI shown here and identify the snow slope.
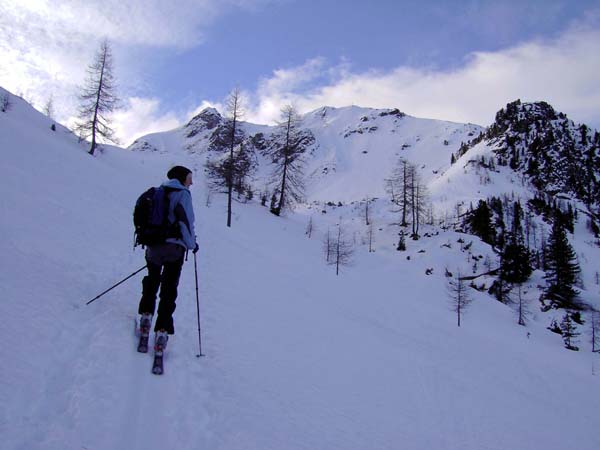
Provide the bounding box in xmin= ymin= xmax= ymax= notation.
xmin=2 ymin=87 xmax=600 ymax=450
xmin=129 ymin=105 xmax=483 ymax=204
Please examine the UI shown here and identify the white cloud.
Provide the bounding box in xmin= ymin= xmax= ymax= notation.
xmin=2 ymin=0 xmax=231 ymax=50
xmin=110 ymin=97 xmax=184 ymax=146
xmin=243 ymin=23 xmax=600 ymax=130
xmin=246 ymin=58 xmax=327 ymax=124
xmin=0 ymin=0 xmax=274 ymax=130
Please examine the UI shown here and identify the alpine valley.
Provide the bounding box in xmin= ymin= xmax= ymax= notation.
xmin=1 ymin=84 xmax=599 ymax=450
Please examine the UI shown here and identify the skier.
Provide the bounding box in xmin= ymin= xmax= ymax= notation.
xmin=137 ymin=166 xmax=199 ymax=357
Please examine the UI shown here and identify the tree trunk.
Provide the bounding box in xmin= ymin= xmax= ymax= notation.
xmin=227 ymin=108 xmax=238 ymax=227
xmin=411 ymin=173 xmax=417 ymax=237
xmin=276 ymin=116 xmax=292 ymax=216
xmin=593 ymin=311 xmax=597 ymax=352
xmin=336 ymin=226 xmax=341 ymax=276
xmin=402 ymin=162 xmax=408 ymax=226
xmin=414 ymin=184 xmax=420 ymax=237
xmin=89 ymin=47 xmax=107 ymax=156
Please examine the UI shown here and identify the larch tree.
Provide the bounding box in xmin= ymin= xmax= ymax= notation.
xmin=385 ymin=158 xmax=410 ymax=226
xmin=367 ymin=221 xmax=374 ymax=253
xmin=515 ymin=284 xmax=531 ymax=326
xmin=328 ymin=222 xmax=354 ymax=276
xmin=75 ymin=40 xmax=119 ymax=155
xmin=264 ymin=105 xmax=314 ymax=216
xmin=385 ymin=159 xmax=428 ymax=239
xmin=447 ymin=270 xmax=472 ymax=327
xmin=305 ymin=216 xmax=315 ymax=238
xmin=590 ymin=310 xmax=600 ymax=353
xmin=205 ymin=88 xmax=250 ymax=227
xmin=408 ymin=164 xmax=428 ymax=240
xmin=323 ymin=228 xmax=333 ymax=263
xmin=43 ymin=94 xmax=55 ymax=120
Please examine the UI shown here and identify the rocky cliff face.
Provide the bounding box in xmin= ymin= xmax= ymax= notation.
xmin=185 ymin=107 xmax=223 ymax=138
xmin=462 ymin=100 xmax=600 ymax=210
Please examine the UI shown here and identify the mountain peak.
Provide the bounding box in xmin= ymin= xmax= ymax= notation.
xmin=185 ymin=107 xmax=222 ymax=138
xmin=472 ymin=100 xmax=600 ymax=202
xmin=490 ymin=100 xmax=565 ymax=136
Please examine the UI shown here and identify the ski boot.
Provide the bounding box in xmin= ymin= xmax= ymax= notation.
xmin=137 ymin=313 xmax=152 ymax=353
xmin=152 ymin=330 xmax=168 ymax=375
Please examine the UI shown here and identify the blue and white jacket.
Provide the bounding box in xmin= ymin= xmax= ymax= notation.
xmin=162 ymin=179 xmax=196 ymax=250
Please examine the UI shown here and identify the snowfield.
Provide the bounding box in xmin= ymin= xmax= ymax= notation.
xmin=1 ymin=87 xmax=600 ymax=450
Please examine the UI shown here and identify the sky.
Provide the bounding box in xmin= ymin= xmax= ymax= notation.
xmin=1 ymin=0 xmax=600 ymax=146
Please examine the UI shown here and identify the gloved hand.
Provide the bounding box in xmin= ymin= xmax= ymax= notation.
xmin=193 ymin=243 xmax=199 ymax=254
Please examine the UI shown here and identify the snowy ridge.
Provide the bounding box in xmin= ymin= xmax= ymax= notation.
xmin=129 ymin=104 xmax=484 ymax=203
xmin=2 ymin=86 xmax=600 ymax=450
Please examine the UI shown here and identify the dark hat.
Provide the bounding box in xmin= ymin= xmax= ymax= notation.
xmin=167 ymin=165 xmax=192 ymax=185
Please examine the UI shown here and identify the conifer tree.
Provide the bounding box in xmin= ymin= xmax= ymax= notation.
xmin=544 ymin=212 xmax=581 ymax=309
xmin=489 ymin=196 xmax=506 ymax=248
xmin=467 ymin=200 xmax=494 ymax=245
xmin=489 ymin=262 xmax=511 ymax=304
xmin=501 ymin=201 xmax=532 ymax=283
xmin=75 ymin=40 xmax=119 ymax=155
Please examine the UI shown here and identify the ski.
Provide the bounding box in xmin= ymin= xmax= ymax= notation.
xmin=151 ymin=332 xmax=168 ymax=375
xmin=152 ymin=351 xmax=164 ymax=375
xmin=137 ymin=334 xmax=149 ymax=353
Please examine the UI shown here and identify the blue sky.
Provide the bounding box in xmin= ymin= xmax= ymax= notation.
xmin=155 ymin=0 xmax=585 ymax=94
xmin=1 ymin=0 xmax=600 ymax=145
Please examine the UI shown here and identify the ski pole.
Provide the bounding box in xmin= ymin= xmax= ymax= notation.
xmin=194 ymin=252 xmax=204 ymax=357
xmin=86 ymin=265 xmax=147 ymax=305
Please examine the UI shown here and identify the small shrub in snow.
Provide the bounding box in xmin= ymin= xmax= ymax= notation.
xmin=396 ymin=231 xmax=406 ymax=251
xmin=1 ymin=94 xmax=11 ymax=112
xmin=547 ymin=319 xmax=561 ymax=334
xmin=560 ymin=314 xmax=580 ymax=351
